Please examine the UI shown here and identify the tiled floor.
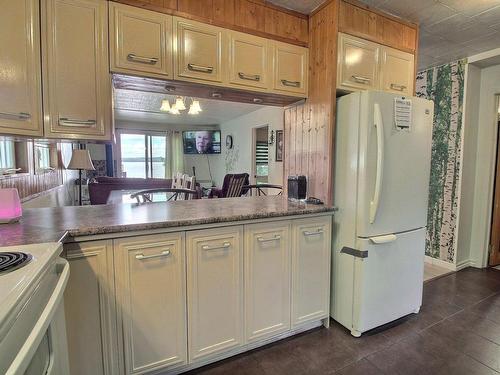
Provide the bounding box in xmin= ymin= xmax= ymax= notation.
xmin=424 ymin=262 xmax=453 ymax=282
xmin=186 ymin=267 xmax=500 ymax=375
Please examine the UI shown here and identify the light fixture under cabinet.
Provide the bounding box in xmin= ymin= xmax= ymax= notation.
xmin=160 ymin=96 xmax=202 ymax=115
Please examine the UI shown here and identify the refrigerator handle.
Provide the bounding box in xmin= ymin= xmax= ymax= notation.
xmin=370 ymin=103 xmax=384 ymax=224
xmin=369 ymin=234 xmax=397 ymax=244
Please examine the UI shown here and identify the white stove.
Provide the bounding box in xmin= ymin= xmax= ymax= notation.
xmin=0 ymin=242 xmax=70 ymax=374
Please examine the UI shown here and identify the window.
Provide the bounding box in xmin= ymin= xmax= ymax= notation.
xmin=34 ymin=143 xmax=56 ymax=174
xmin=0 ymin=140 xmax=16 ymax=174
xmin=255 ymin=141 xmax=269 ymax=177
xmin=119 ymin=132 xmax=167 ymax=178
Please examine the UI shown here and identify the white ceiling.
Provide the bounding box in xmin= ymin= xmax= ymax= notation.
xmin=270 ymin=0 xmax=500 ymax=70
xmin=358 ymin=0 xmax=500 ymax=69
xmin=113 ymin=89 xmax=265 ymax=126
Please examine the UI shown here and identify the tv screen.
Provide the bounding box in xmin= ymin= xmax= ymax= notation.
xmin=183 ymin=130 xmax=221 ymax=154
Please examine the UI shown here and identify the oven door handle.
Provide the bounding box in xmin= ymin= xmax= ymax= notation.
xmin=6 ymin=258 xmax=70 ymax=375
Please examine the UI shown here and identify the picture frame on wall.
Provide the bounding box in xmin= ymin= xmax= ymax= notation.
xmin=275 ymin=130 xmax=283 ymax=162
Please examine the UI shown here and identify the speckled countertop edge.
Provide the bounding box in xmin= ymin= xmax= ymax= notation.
xmin=66 ymin=205 xmax=335 ymax=237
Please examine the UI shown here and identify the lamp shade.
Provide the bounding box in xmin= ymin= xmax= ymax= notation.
xmin=67 ymin=149 xmax=95 ymax=170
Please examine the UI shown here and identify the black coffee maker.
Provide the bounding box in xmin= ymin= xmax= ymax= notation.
xmin=287 ymin=175 xmax=307 ymax=200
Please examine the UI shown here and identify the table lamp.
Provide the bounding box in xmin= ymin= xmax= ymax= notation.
xmin=68 ymin=149 xmax=95 ymax=205
xmin=0 ymin=188 xmax=22 ymax=223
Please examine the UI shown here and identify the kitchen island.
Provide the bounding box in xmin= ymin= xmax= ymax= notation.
xmin=0 ymin=196 xmax=334 ymax=375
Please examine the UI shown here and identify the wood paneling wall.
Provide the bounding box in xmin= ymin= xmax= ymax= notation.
xmin=0 ymin=169 xmax=64 ymax=200
xmin=284 ymin=0 xmax=338 ymax=205
xmin=111 ymin=0 xmax=309 ymax=46
xmin=339 ymin=0 xmax=418 ymax=53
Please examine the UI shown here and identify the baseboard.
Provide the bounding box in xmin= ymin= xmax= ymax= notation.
xmin=456 ymin=259 xmax=476 ymax=270
xmin=424 ymin=255 xmax=456 ymax=271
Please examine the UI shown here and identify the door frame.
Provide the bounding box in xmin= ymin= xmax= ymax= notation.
xmin=251 ymin=124 xmax=269 ymax=185
xmin=489 ymin=94 xmax=500 ymax=266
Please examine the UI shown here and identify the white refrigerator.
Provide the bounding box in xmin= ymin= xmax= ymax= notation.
xmin=331 ymin=90 xmax=434 ymax=337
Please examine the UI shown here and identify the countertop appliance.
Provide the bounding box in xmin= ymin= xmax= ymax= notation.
xmin=331 ymin=90 xmax=433 ymax=337
xmin=0 ymin=243 xmax=70 ymax=374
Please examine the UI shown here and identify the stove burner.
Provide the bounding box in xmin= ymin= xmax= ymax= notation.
xmin=0 ymin=252 xmax=33 ymax=274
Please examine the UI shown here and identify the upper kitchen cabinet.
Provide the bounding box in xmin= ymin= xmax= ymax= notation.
xmin=0 ymin=0 xmax=43 ymax=137
xmin=337 ymin=33 xmax=379 ymax=92
xmin=109 ymin=2 xmax=173 ymax=79
xmin=174 ymin=17 xmax=226 ymax=85
xmin=273 ymin=42 xmax=308 ymax=96
xmin=379 ymin=46 xmax=414 ymax=95
xmin=42 ymin=0 xmax=111 ymax=140
xmin=229 ymin=31 xmax=270 ymax=91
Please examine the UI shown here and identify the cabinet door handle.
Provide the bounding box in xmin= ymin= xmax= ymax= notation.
xmin=257 ymin=234 xmax=281 ymax=243
xmin=238 ymin=72 xmax=261 ymax=81
xmin=281 ymin=79 xmax=301 ymax=88
xmin=188 ymin=63 xmax=214 ymax=73
xmin=351 ymin=75 xmax=371 ymax=84
xmin=202 ymin=242 xmax=231 ymax=251
xmin=135 ymin=249 xmax=171 ymax=260
xmin=303 ymin=229 xmax=324 ymax=236
xmin=127 ymin=53 xmax=159 ymax=65
xmin=390 ymin=83 xmax=407 ymax=91
xmin=59 ymin=117 xmax=97 ymax=127
xmin=0 ymin=111 xmax=31 ymax=120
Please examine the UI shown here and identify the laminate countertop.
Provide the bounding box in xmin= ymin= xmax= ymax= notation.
xmin=0 ymin=196 xmax=335 ymax=247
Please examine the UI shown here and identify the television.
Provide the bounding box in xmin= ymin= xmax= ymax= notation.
xmin=183 ymin=130 xmax=221 ymax=154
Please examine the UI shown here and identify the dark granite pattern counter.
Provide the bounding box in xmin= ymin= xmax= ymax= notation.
xmin=0 ymin=196 xmax=335 ymax=247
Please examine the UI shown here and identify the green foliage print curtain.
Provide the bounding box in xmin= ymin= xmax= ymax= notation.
xmin=415 ymin=59 xmax=466 ymax=263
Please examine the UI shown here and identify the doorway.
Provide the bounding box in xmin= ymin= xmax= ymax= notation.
xmin=489 ymin=94 xmax=500 ymax=266
xmin=252 ymin=125 xmax=269 ymax=185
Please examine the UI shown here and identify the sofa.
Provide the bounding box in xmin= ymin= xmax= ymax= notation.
xmin=88 ymin=176 xmax=201 ymax=204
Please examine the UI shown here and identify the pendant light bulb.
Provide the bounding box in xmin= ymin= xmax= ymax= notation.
xmin=160 ymin=99 xmax=171 ymax=112
xmin=191 ymin=100 xmax=202 ymax=113
xmin=175 ymin=96 xmax=186 ymax=111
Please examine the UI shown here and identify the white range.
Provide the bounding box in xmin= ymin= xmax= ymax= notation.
xmin=331 ymin=90 xmax=434 ymax=337
xmin=0 ymin=242 xmax=70 ymax=374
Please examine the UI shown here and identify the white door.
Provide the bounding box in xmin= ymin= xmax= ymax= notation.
xmin=352 ymin=228 xmax=425 ymax=333
xmin=356 ymin=91 xmax=433 ymax=237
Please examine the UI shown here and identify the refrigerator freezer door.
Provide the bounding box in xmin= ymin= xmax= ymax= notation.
xmin=352 ymin=228 xmax=425 ymax=334
xmin=356 ymin=91 xmax=433 ymax=238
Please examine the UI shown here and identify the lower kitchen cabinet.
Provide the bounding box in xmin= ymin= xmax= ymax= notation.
xmin=244 ymin=222 xmax=291 ymax=342
xmin=291 ymin=217 xmax=332 ymax=327
xmin=186 ymin=226 xmax=244 ymax=362
xmin=63 ymin=215 xmax=332 ymax=374
xmin=63 ymin=240 xmax=118 ymax=375
xmin=114 ymin=233 xmax=187 ymax=375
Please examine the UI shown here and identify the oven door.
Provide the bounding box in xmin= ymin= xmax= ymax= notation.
xmin=6 ymin=259 xmax=70 ymax=375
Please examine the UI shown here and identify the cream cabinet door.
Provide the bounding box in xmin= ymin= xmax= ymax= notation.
xmin=244 ymin=222 xmax=291 ymax=343
xmin=379 ymin=46 xmax=414 ymax=95
xmin=42 ymin=0 xmax=111 ymax=140
xmin=114 ymin=233 xmax=187 ymax=375
xmin=64 ymin=241 xmax=118 ymax=375
xmin=109 ymin=2 xmax=173 ymax=79
xmin=174 ymin=17 xmax=225 ymax=84
xmin=292 ymin=216 xmax=332 ymax=327
xmin=229 ymin=31 xmax=270 ymax=90
xmin=337 ymin=33 xmax=379 ymax=92
xmin=186 ymin=226 xmax=244 ymax=361
xmin=0 ymin=0 xmax=42 ymax=136
xmin=273 ymin=41 xmax=308 ymax=96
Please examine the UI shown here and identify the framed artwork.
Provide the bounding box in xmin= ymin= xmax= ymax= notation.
xmin=275 ymin=130 xmax=283 ymax=162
